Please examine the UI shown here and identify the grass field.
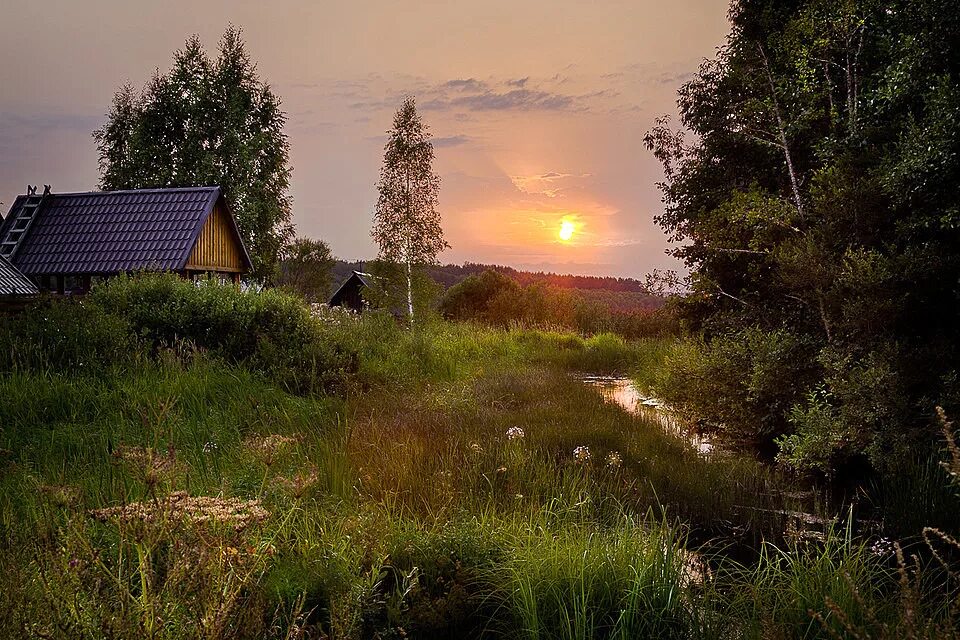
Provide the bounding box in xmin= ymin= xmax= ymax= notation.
xmin=1 ymin=283 xmax=958 ymax=638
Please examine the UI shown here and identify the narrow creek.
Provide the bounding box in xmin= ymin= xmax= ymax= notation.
xmin=579 ymin=374 xmax=839 ymax=546
xmin=578 ymin=375 xmax=714 ymax=455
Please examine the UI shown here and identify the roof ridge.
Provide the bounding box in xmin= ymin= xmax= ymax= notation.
xmin=3 ymin=185 xmax=253 ymax=276
xmin=33 ymin=186 xmax=221 ymax=198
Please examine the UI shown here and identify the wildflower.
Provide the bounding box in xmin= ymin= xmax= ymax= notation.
xmin=870 ymin=537 xmax=895 ymax=557
xmin=90 ymin=491 xmax=269 ymax=530
xmin=202 ymin=441 xmax=218 ymax=454
xmin=506 ymin=427 xmax=525 ymax=441
xmin=496 ymin=466 xmax=508 ymax=474
xmin=469 ymin=442 xmax=483 ymax=454
xmin=573 ymin=445 xmax=592 ymax=463
xmin=605 ymin=451 xmax=623 ymax=469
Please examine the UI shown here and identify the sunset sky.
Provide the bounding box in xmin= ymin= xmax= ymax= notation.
xmin=0 ymin=0 xmax=730 ymax=278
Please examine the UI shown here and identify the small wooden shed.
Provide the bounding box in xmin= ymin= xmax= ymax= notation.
xmin=0 ymin=185 xmax=252 ymax=294
xmin=329 ymin=271 xmax=371 ymax=312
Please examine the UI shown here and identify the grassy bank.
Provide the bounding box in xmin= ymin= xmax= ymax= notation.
xmin=2 ymin=278 xmax=959 ymax=638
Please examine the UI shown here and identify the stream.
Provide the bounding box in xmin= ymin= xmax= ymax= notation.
xmin=579 ymin=375 xmax=714 ymax=455
xmin=579 ymin=374 xmax=839 ymax=545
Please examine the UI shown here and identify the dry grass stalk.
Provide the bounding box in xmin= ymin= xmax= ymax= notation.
xmin=938 ymin=406 xmax=960 ymax=480
xmin=244 ymin=434 xmax=300 ymax=466
xmin=89 ymin=491 xmax=268 ymax=530
xmin=112 ymin=444 xmax=179 ymax=487
xmin=38 ymin=484 xmax=82 ymax=508
xmin=274 ymin=467 xmax=320 ymax=498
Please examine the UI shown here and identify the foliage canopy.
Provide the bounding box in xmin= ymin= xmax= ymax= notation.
xmin=94 ymin=27 xmax=293 ymax=280
xmin=647 ymin=0 xmax=960 ymax=473
xmin=276 ymin=237 xmax=337 ymax=302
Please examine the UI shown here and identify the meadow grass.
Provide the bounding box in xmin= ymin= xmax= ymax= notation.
xmin=1 ymin=309 xmax=959 ymax=638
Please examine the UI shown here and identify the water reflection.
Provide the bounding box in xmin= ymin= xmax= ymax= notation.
xmin=580 ymin=375 xmax=714 ymax=455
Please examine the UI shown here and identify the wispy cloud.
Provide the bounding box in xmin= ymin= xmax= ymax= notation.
xmin=283 ymin=65 xmax=687 ymax=119
xmin=510 ymin=172 xmax=592 ymax=198
xmin=441 ymin=78 xmax=489 ymax=92
xmin=433 ymin=134 xmax=471 ymax=148
xmin=423 ymin=88 xmax=581 ymax=112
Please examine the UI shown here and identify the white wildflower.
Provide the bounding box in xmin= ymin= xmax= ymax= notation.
xmin=506 ymin=427 xmax=525 ymax=441
xmin=870 ymin=537 xmax=895 ymax=557
xmin=605 ymin=451 xmax=623 ymax=469
xmin=573 ymin=446 xmax=592 ymax=463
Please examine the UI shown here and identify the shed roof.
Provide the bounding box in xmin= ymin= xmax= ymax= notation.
xmin=0 ymin=186 xmax=252 ymax=275
xmin=329 ymin=271 xmax=372 ymax=306
xmin=0 ymin=254 xmax=37 ymax=296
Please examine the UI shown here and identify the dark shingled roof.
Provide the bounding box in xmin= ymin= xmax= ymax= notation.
xmin=329 ymin=271 xmax=371 ymax=303
xmin=0 ymin=254 xmax=37 ymax=296
xmin=0 ymin=186 xmax=251 ymax=275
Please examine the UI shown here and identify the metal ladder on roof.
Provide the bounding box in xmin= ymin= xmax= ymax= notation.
xmin=0 ymin=184 xmax=49 ymax=260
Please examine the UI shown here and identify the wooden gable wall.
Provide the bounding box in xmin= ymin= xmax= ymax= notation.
xmin=185 ymin=203 xmax=246 ymax=273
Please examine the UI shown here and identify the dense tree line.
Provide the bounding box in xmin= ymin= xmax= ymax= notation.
xmin=647 ymin=0 xmax=960 ymax=474
xmin=439 ymin=269 xmax=678 ymax=338
xmin=330 ymin=260 xmax=657 ymax=295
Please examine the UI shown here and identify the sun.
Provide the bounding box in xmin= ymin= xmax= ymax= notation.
xmin=559 ymin=219 xmax=576 ymax=242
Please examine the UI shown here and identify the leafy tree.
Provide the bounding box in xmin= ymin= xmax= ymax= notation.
xmin=94 ymin=27 xmax=293 ymax=280
xmin=363 ymin=259 xmax=443 ymax=320
xmin=440 ymin=270 xmax=521 ymax=325
xmin=276 ymin=237 xmax=337 ymax=302
xmin=647 ymin=0 xmax=960 ymax=474
xmin=371 ymin=97 xmax=448 ymax=324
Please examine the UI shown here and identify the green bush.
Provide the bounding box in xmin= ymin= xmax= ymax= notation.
xmin=0 ymin=274 xmax=357 ymax=394
xmin=440 ymin=269 xmax=677 ymax=339
xmin=0 ymin=298 xmax=143 ymax=374
xmin=656 ymin=327 xmax=818 ymax=447
xmin=440 ymin=269 xmax=521 ymax=325
xmin=92 ymin=274 xmax=358 ymax=393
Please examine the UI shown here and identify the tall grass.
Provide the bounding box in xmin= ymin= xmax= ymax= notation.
xmin=3 ymin=283 xmax=960 ymax=638
xmin=500 ymin=514 xmax=690 ymax=640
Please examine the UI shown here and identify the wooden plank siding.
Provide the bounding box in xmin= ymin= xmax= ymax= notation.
xmin=185 ymin=203 xmax=246 ymax=273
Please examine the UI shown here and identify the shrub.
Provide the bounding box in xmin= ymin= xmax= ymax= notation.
xmin=656 ymin=327 xmax=818 ymax=448
xmin=441 ymin=269 xmax=674 ymax=338
xmin=90 ymin=274 xmax=358 ymax=393
xmin=777 ymin=346 xmax=914 ymax=474
xmin=0 ymin=274 xmax=357 ymax=394
xmin=0 ymin=298 xmax=143 ymax=374
xmin=440 ymin=269 xmax=521 ymax=325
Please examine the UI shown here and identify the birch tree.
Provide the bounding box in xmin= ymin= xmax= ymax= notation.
xmin=371 ymin=97 xmax=448 ymax=323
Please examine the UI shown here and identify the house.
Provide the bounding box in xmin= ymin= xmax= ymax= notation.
xmin=0 ymin=185 xmax=252 ymax=294
xmin=0 ymin=253 xmax=38 ymax=309
xmin=329 ymin=271 xmax=371 ymax=312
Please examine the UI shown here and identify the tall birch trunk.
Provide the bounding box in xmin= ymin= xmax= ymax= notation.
xmin=760 ymin=44 xmax=805 ymax=219
xmin=405 ymin=169 xmax=414 ymax=325
xmin=406 ymin=249 xmax=414 ymax=325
